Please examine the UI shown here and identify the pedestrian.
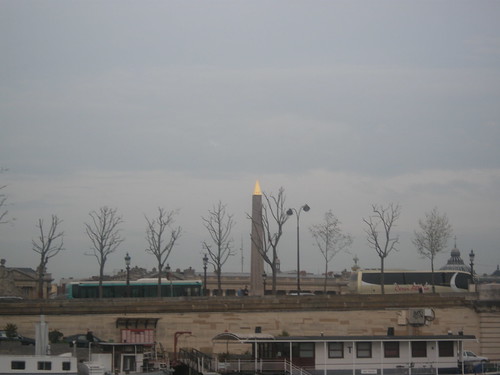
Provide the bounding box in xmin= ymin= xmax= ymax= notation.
xmin=86 ymin=329 xmax=94 ymax=344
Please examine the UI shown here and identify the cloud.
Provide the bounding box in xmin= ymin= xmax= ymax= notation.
xmin=1 ymin=1 xmax=500 ymax=281
xmin=3 ymin=64 xmax=500 ymax=180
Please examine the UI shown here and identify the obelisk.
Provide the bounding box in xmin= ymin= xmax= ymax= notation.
xmin=250 ymin=180 xmax=264 ymax=296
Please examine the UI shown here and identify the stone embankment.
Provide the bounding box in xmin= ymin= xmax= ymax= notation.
xmin=0 ymin=293 xmax=499 ymax=360
xmin=0 ymin=293 xmax=479 ymax=315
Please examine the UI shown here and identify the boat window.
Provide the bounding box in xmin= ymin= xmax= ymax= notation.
xmin=11 ymin=361 xmax=26 ymax=370
xmin=438 ymin=342 xmax=454 ymax=357
xmin=356 ymin=342 xmax=372 ymax=358
xmin=411 ymin=342 xmax=427 ymax=358
xmin=384 ymin=342 xmax=400 ymax=358
xmin=38 ymin=361 xmax=52 ymax=370
xmin=300 ymin=343 xmax=314 ymax=358
xmin=328 ymin=342 xmax=344 ymax=358
xmin=62 ymin=362 xmax=72 ymax=371
xmin=292 ymin=343 xmax=314 ymax=358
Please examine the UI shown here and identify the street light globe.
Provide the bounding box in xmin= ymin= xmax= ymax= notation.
xmin=469 ymin=249 xmax=475 ymax=263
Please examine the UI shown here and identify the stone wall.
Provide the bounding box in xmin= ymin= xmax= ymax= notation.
xmin=0 ymin=293 xmax=498 ymax=360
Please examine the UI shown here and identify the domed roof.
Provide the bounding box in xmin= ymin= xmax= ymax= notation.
xmin=440 ymin=239 xmax=471 ymax=272
xmin=492 ymin=265 xmax=500 ymax=277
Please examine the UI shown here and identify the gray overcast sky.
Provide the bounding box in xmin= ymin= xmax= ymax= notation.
xmin=1 ymin=1 xmax=499 ymax=281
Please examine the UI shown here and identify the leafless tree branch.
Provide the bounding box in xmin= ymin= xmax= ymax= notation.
xmin=202 ymin=201 xmax=235 ymax=294
xmin=145 ymin=207 xmax=181 ymax=296
xmin=32 ymin=215 xmax=64 ymax=298
xmin=413 ymin=207 xmax=453 ymax=293
xmin=310 ymin=210 xmax=353 ymax=293
xmin=85 ymin=206 xmax=124 ymax=298
xmin=362 ymin=203 xmax=401 ymax=294
xmin=1 ymin=168 xmax=9 ymax=225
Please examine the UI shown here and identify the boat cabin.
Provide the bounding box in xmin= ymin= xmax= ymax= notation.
xmin=83 ymin=342 xmax=169 ymax=375
xmin=0 ymin=354 xmax=78 ymax=375
xmin=212 ymin=332 xmax=477 ymax=375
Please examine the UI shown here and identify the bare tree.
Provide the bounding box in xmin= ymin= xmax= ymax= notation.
xmin=248 ymin=187 xmax=289 ymax=294
xmin=0 ymin=168 xmax=9 ymax=225
xmin=310 ymin=210 xmax=353 ymax=293
xmin=32 ymin=215 xmax=64 ymax=299
xmin=202 ymin=201 xmax=235 ymax=295
xmin=85 ymin=206 xmax=124 ymax=298
xmin=363 ymin=203 xmax=401 ymax=294
xmin=413 ymin=207 xmax=453 ymax=293
xmin=0 ymin=185 xmax=7 ymax=226
xmin=145 ymin=207 xmax=182 ymax=297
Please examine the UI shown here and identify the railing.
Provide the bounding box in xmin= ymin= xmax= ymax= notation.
xmin=283 ymin=359 xmax=314 ymax=375
xmin=177 ymin=354 xmax=500 ymax=375
xmin=217 ymin=359 xmax=278 ymax=373
xmin=178 ymin=348 xmax=218 ymax=374
xmin=177 ymin=351 xmax=297 ymax=375
xmin=214 ymin=358 xmax=313 ymax=375
xmin=461 ymin=361 xmax=500 ymax=374
xmin=394 ymin=363 xmax=436 ymax=375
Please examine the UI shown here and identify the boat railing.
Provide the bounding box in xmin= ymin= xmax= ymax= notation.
xmin=215 ymin=358 xmax=313 ymax=375
xmin=178 ymin=348 xmax=218 ymax=374
xmin=283 ymin=359 xmax=314 ymax=375
xmin=462 ymin=360 xmax=500 ymax=375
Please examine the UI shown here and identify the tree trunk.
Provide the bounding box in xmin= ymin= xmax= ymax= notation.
xmin=157 ymin=265 xmax=162 ymax=297
xmin=323 ymin=262 xmax=328 ymax=294
xmin=99 ymin=263 xmax=105 ymax=298
xmin=38 ymin=272 xmax=44 ymax=299
xmin=431 ymin=257 xmax=436 ymax=293
xmin=380 ymin=258 xmax=385 ymax=295
xmin=217 ymin=267 xmax=222 ymax=295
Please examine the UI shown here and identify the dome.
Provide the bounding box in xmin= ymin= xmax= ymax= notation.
xmin=492 ymin=265 xmax=500 ymax=277
xmin=440 ymin=240 xmax=471 ymax=272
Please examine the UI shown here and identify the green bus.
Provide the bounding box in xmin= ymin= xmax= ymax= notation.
xmin=66 ymin=278 xmax=203 ymax=298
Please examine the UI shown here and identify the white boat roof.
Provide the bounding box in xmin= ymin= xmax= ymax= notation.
xmin=212 ymin=332 xmax=476 ymax=343
xmin=212 ymin=332 xmax=275 ymax=341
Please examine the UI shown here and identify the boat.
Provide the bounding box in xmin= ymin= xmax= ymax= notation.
xmin=0 ymin=315 xmax=171 ymax=375
xmin=210 ymin=331 xmax=485 ymax=375
xmin=0 ymin=352 xmax=78 ymax=375
xmin=0 ymin=316 xmax=78 ymax=375
xmin=79 ymin=341 xmax=173 ymax=375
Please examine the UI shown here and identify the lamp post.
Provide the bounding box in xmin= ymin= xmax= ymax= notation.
xmin=203 ymin=253 xmax=208 ymax=296
xmin=287 ymin=204 xmax=310 ymax=296
xmin=124 ymin=252 xmax=131 ymax=297
xmin=262 ymin=272 xmax=267 ymax=294
xmin=469 ymin=249 xmax=475 ymax=285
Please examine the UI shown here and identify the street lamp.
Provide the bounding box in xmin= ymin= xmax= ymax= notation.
xmin=124 ymin=252 xmax=131 ymax=297
xmin=262 ymin=272 xmax=267 ymax=294
xmin=203 ymin=253 xmax=208 ymax=296
xmin=469 ymin=249 xmax=475 ymax=285
xmin=287 ymin=204 xmax=310 ymax=296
